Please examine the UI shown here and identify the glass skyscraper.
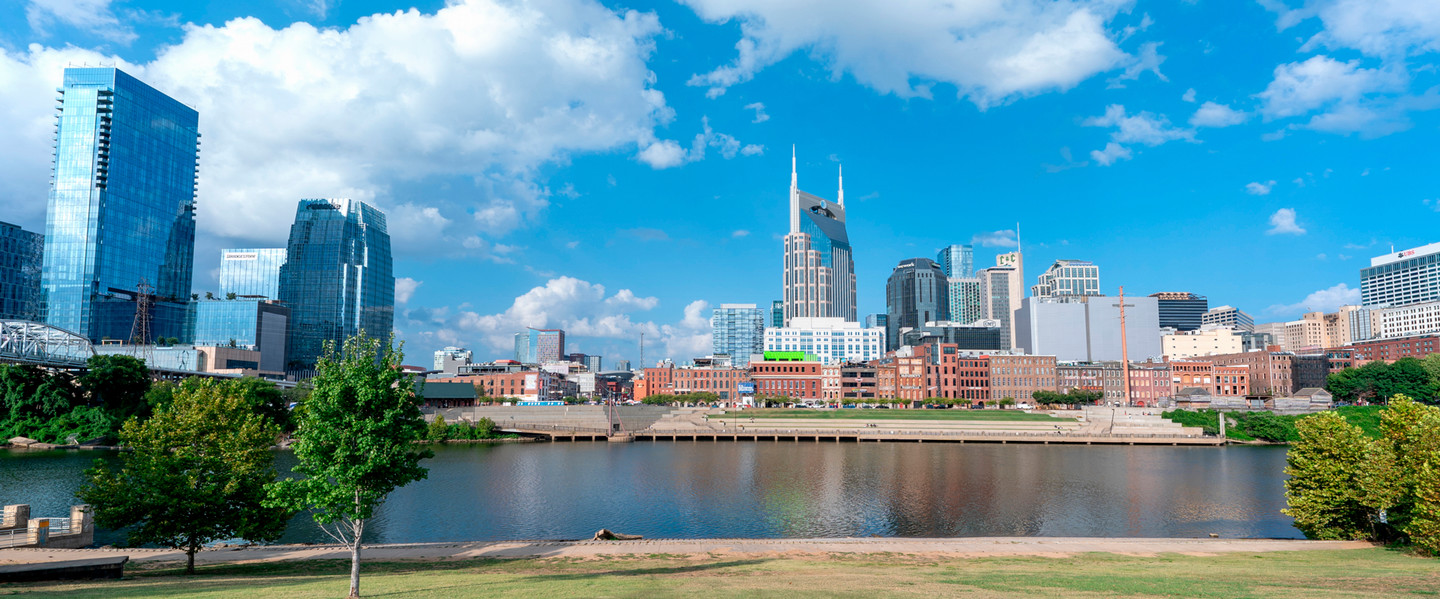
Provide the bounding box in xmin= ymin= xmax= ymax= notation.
xmin=513 ymin=328 xmax=565 ymax=363
xmin=935 ymin=244 xmax=974 ymax=278
xmin=219 ymin=248 xmax=287 ymax=298
xmin=278 ymin=199 xmax=394 ymax=370
xmin=711 ymin=303 xmax=765 ymax=366
xmin=41 ymin=68 xmax=199 ymax=342
xmin=0 ymin=221 xmax=43 ymax=321
xmin=782 ymin=151 xmax=857 ymax=324
xmin=193 ymin=300 xmax=290 ymax=373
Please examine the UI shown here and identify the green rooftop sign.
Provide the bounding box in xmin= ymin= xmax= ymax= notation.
xmin=763 ymin=351 xmax=817 ymax=362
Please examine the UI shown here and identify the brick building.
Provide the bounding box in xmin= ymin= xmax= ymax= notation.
xmin=1347 ymin=334 xmax=1440 ymax=365
xmin=839 ymin=363 xmax=879 ymax=401
xmin=987 ymin=354 xmax=1058 ymax=402
xmin=1128 ymin=361 xmax=1172 ymax=406
xmin=1057 ymin=362 xmax=1126 ymax=404
xmin=750 ymin=360 xmax=824 ymax=401
xmin=639 ymin=364 xmax=750 ymax=401
xmin=429 ymin=370 xmax=565 ymax=401
xmin=1207 ymin=348 xmax=1295 ymax=396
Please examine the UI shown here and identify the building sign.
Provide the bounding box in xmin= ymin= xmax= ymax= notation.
xmin=763 ymin=350 xmax=817 ymax=362
xmin=524 ymin=374 xmax=538 ymax=391
xmin=737 ymin=382 xmax=755 ymax=394
xmin=517 ymin=401 xmax=563 ymax=406
xmin=223 ymin=252 xmax=259 ymax=261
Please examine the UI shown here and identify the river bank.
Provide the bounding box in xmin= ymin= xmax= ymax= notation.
xmin=5 ymin=543 xmax=1432 ymax=599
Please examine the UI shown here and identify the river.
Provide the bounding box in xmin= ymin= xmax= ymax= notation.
xmin=0 ymin=442 xmax=1298 ymax=545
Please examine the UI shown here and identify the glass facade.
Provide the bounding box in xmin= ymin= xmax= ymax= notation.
xmin=219 ymin=248 xmax=287 ymax=298
xmin=885 ymin=258 xmax=949 ymax=351
xmin=946 ymin=277 xmax=984 ymax=324
xmin=1151 ymin=292 xmax=1208 ymax=331
xmin=711 ymin=303 xmax=765 ymax=366
xmin=193 ymin=299 xmax=289 ymax=373
xmin=1031 ymin=260 xmax=1101 ymax=297
xmin=0 ymin=221 xmax=43 ymax=321
xmin=278 ymin=199 xmax=394 ymax=370
xmin=513 ymin=328 xmax=564 ymax=363
xmin=1361 ymin=243 xmax=1440 ymax=307
xmin=935 ymin=244 xmax=974 ymax=278
xmin=41 ymin=68 xmax=199 ymax=342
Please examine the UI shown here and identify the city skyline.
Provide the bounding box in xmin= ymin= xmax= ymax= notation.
xmin=1 ymin=1 xmax=1438 ymax=366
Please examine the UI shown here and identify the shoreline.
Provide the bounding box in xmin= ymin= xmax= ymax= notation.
xmin=0 ymin=537 xmax=1370 ymax=565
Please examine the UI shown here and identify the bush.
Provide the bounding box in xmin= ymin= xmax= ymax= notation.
xmin=427 ymin=414 xmax=450 ymax=441
xmin=476 ymin=417 xmax=498 ymax=437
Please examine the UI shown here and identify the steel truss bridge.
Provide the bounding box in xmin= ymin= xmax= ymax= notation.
xmin=0 ymin=320 xmax=94 ymax=368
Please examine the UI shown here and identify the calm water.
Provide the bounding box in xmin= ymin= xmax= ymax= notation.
xmin=0 ymin=442 xmax=1299 ymax=545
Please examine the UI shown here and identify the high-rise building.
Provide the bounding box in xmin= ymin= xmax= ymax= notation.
xmin=433 ymin=346 xmax=472 ymax=373
xmin=1361 ymin=242 xmax=1440 ymax=307
xmin=865 ymin=313 xmax=888 ymax=330
xmin=41 ymin=68 xmax=199 ymax=343
xmin=885 ymin=258 xmax=949 ymax=351
xmin=782 ymin=151 xmax=856 ymax=324
xmin=1014 ymin=295 xmax=1163 ymax=363
xmin=278 ymin=199 xmax=394 ymax=370
xmin=0 ymin=221 xmax=43 ymax=321
xmin=513 ymin=328 xmax=565 ymax=363
xmin=1151 ymin=292 xmax=1207 ymax=331
xmin=1031 ymin=259 xmax=1101 ymax=298
xmin=1161 ymin=326 xmax=1243 ymax=359
xmin=770 ymin=300 xmax=784 ymax=328
xmin=584 ymin=355 xmax=602 ymax=372
xmin=763 ymin=317 xmax=884 ymax=365
xmin=1203 ymin=305 xmax=1254 ymax=332
xmin=935 ymin=244 xmax=974 ymax=278
xmin=219 ymin=248 xmax=287 ymax=298
xmin=616 ymin=359 xmax=632 ymax=372
xmin=977 ymin=253 xmax=1024 ymax=350
xmin=192 ymin=299 xmax=290 ymax=374
xmin=711 ymin=303 xmax=766 ymax=366
xmin=946 ymin=277 xmax=983 ymax=324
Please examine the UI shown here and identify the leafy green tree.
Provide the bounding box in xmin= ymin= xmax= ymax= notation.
xmin=1327 ymin=360 xmax=1438 ymax=405
xmin=1284 ymin=411 xmax=1375 ymax=540
xmin=78 ymin=379 xmax=288 ymax=573
xmin=475 ymin=417 xmax=498 ymax=437
xmin=1366 ymin=396 xmax=1440 ymax=542
xmin=229 ymin=377 xmax=292 ymax=432
xmin=265 ymin=334 xmax=431 ymax=598
xmin=81 ymin=355 xmax=152 ymax=420
xmin=427 ymin=413 xmax=450 ymax=442
xmin=999 ymin=397 xmax=1016 ymax=408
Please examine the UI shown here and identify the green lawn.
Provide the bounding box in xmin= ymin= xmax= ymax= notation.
xmin=716 ymin=409 xmax=1069 ymax=421
xmin=7 ymin=548 xmax=1436 ymax=598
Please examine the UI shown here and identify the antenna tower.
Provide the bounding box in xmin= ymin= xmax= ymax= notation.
xmin=129 ymin=280 xmax=154 ymax=364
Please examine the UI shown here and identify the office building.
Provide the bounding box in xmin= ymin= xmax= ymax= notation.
xmin=1361 ymin=242 xmax=1440 ymax=307
xmin=616 ymin=359 xmax=632 ymax=372
xmin=1031 ymin=259 xmax=1100 ymax=298
xmin=763 ymin=317 xmax=884 ymax=365
xmin=865 ymin=313 xmax=887 ymax=331
xmin=1161 ymin=326 xmax=1243 ymax=359
xmin=946 ymin=277 xmax=983 ymax=324
xmin=782 ymin=151 xmax=856 ymax=324
xmin=1252 ymin=322 xmax=1288 ymax=348
xmin=898 ymin=320 xmax=1004 ymax=351
xmin=0 ymin=221 xmax=43 ymax=321
xmin=639 ymin=363 xmax=750 ymax=402
xmin=750 ymin=360 xmax=824 ymax=401
xmin=770 ymin=300 xmax=784 ymax=328
xmin=433 ymin=346 xmax=472 ymax=373
xmin=219 ymin=248 xmax=287 ymax=298
xmin=885 ymin=257 xmax=949 ymax=351
xmin=1209 ymin=349 xmax=1297 ymax=396
xmin=935 ymin=244 xmax=974 ymax=278
xmin=584 ymin=355 xmax=602 ymax=372
xmin=1202 ymin=305 xmax=1254 ymax=332
xmin=1369 ymin=301 xmax=1440 ymax=340
xmin=1283 ymin=312 xmax=1326 ymax=351
xmin=192 ymin=299 xmax=290 ymax=374
xmin=513 ymin=328 xmax=565 ymax=363
xmin=1349 ymin=334 xmax=1440 ymax=365
xmin=1057 ymin=362 xmax=1127 ymax=404
xmin=977 ymin=255 xmax=1024 ymax=350
xmin=711 ymin=303 xmax=766 ymax=366
xmin=1323 ymin=305 xmax=1362 ymax=347
xmin=1014 ymin=295 xmax=1162 ymax=363
xmin=41 ymin=68 xmax=199 ymax=343
xmin=987 ymin=354 xmax=1058 ymax=402
xmin=1151 ymin=292 xmax=1207 ymax=331
xmin=278 ymin=198 xmax=394 ymax=370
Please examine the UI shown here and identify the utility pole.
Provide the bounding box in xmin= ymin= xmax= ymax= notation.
xmin=639 ymin=332 xmax=645 ymax=369
xmin=1114 ymin=286 xmax=1133 ymax=407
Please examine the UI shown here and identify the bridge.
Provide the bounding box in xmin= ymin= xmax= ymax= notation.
xmin=0 ymin=321 xmax=94 ymax=369
xmin=498 ymin=425 xmax=1225 ymax=446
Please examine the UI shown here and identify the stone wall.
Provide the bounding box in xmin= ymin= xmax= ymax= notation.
xmin=429 ymin=405 xmax=677 ymax=432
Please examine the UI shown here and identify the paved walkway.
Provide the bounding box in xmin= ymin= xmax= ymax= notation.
xmin=0 ymin=537 xmax=1372 ymax=566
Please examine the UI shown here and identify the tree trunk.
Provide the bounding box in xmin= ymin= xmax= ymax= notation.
xmin=187 ymin=545 xmax=196 ymax=575
xmin=348 ymin=518 xmax=365 ymax=598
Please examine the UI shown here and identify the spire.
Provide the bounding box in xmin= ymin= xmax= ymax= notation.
xmin=788 ymin=145 xmax=799 ymax=233
xmin=790 ymin=145 xmax=797 ymax=191
xmin=837 ymin=164 xmax=844 ymax=207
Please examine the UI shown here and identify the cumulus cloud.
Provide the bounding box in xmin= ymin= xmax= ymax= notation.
xmin=1266 ymin=0 xmax=1440 ymax=58
xmin=731 ymin=229 xmax=750 ymax=238
xmin=1089 ymin=142 xmax=1132 ymax=166
xmin=1181 ymin=88 xmax=1196 ymax=102
xmin=1190 ymin=101 xmax=1249 ymax=127
xmin=1266 ymin=207 xmax=1306 ymax=235
xmin=1246 ymin=180 xmax=1277 ymax=195
xmin=1254 ymin=54 xmax=1428 ymax=137
xmin=971 ymin=229 xmax=1018 ymax=248
xmin=636 ymin=116 xmax=758 ymax=168
xmin=395 ymin=277 xmax=422 ymax=304
xmin=26 ymin=0 xmax=136 ymax=43
xmin=0 ymin=0 xmax=684 ymax=259
xmin=744 ymin=102 xmax=769 ymax=123
xmin=680 ymin=0 xmax=1141 ymax=107
xmin=1083 ymin=104 xmax=1192 ymax=165
xmin=1266 ymin=283 xmax=1361 ymax=317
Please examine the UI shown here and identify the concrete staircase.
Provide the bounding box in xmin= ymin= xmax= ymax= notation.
xmin=1082 ymin=407 xmax=1204 ymax=437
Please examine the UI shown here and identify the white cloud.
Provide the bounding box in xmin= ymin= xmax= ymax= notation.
xmin=1089 ymin=142 xmax=1132 ymax=166
xmin=1268 ymin=0 xmax=1440 ymax=58
xmin=637 ymin=139 xmax=688 ymax=169
xmin=26 ymin=0 xmax=136 ymax=43
xmin=1258 ymin=56 xmax=1405 ymax=118
xmin=0 ymin=0 xmax=679 ymax=258
xmin=1111 ymin=41 xmax=1168 ymax=83
xmin=680 ymin=0 xmax=1137 ymax=107
xmin=1181 ymin=88 xmax=1196 ymax=102
xmin=1246 ymin=180 xmax=1277 ymax=195
xmin=971 ymin=229 xmax=1018 ymax=248
xmin=740 ymin=144 xmax=765 ymax=156
xmin=636 ymin=116 xmax=757 ymax=167
xmin=744 ymin=101 xmax=769 ymax=123
xmin=1266 ymin=283 xmax=1361 ymax=317
xmin=1189 ymin=101 xmax=1249 ymax=127
xmin=1266 ymin=207 xmax=1306 ymax=235
xmin=395 ymin=277 xmax=422 ymax=304
xmin=658 ymin=300 xmax=714 ymax=362
xmin=731 ymin=229 xmax=750 ymax=238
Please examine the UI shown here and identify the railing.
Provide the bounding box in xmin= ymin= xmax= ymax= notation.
xmin=641 ymin=428 xmax=1210 ymax=440
xmin=0 ymin=528 xmax=26 ymax=548
xmin=502 ymin=424 xmax=613 ymax=435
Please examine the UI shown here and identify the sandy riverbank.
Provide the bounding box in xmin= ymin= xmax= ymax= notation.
xmin=0 ymin=537 xmax=1371 ymax=566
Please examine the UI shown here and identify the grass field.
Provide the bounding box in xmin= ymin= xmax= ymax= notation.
xmin=715 ymin=409 xmax=1069 ymax=421
xmin=7 ymin=548 xmax=1435 ymax=598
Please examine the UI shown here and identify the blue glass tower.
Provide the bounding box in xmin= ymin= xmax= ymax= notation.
xmin=278 ymin=199 xmax=394 ymax=370
xmin=41 ymin=68 xmax=199 ymax=342
xmin=0 ymin=221 xmax=44 ymax=321
xmin=219 ymin=248 xmax=287 ymax=298
xmin=711 ymin=303 xmax=765 ymax=366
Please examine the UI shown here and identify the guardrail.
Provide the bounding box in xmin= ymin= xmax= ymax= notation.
xmin=502 ymin=424 xmax=613 ymax=435
xmin=0 ymin=528 xmax=26 ymax=549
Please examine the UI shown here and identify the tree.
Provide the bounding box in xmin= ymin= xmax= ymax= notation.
xmin=81 ymin=355 xmax=152 ymax=420
xmin=265 ymin=334 xmax=431 ymax=598
xmin=1328 ymin=360 xmax=1438 ymax=405
xmin=427 ymin=413 xmax=450 ymax=441
xmin=229 ymin=377 xmax=292 ymax=432
xmin=225 ymin=292 xmax=237 ymax=300
xmin=999 ymin=397 xmax=1016 ymax=409
xmin=78 ymin=379 xmax=288 ymax=573
xmin=1284 ymin=411 xmax=1375 ymax=540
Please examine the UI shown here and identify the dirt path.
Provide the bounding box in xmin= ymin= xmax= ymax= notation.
xmin=0 ymin=537 xmax=1372 ymax=566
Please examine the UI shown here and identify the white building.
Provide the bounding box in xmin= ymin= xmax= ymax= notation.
xmin=977 ymin=252 xmax=1024 ymax=350
xmin=1361 ymin=242 xmax=1440 ymax=307
xmin=1202 ymin=305 xmax=1254 ymax=332
xmin=433 ymin=346 xmax=472 ymax=373
xmin=1376 ymin=300 xmax=1440 ymax=339
xmin=1162 ymin=326 xmax=1243 ymax=359
xmin=1031 ymin=259 xmax=1101 ymax=298
xmin=1013 ymin=295 xmax=1162 ymax=363
xmin=763 ymin=317 xmax=884 ymax=365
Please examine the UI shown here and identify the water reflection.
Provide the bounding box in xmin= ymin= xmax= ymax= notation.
xmin=0 ymin=443 xmax=1299 ymax=544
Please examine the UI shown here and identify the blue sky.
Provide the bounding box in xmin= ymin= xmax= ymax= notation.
xmin=2 ymin=0 xmax=1438 ymax=367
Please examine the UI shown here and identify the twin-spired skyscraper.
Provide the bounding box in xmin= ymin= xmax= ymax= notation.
xmin=782 ymin=150 xmax=857 ymax=325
